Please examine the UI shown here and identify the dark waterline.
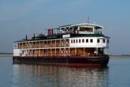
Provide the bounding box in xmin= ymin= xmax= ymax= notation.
xmin=0 ymin=55 xmax=130 ymax=87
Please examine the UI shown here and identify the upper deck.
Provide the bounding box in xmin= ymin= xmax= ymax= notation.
xmin=17 ymin=23 xmax=107 ymax=42
xmin=58 ymin=23 xmax=103 ymax=35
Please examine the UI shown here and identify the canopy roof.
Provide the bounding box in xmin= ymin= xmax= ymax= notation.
xmin=58 ymin=23 xmax=103 ymax=30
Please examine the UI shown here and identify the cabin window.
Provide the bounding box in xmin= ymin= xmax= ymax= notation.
xmin=82 ymin=39 xmax=84 ymax=43
xmin=103 ymin=39 xmax=105 ymax=43
xmin=86 ymin=39 xmax=88 ymax=43
xmin=71 ymin=40 xmax=73 ymax=43
xmin=97 ymin=39 xmax=100 ymax=43
xmin=73 ymin=40 xmax=75 ymax=43
xmin=80 ymin=27 xmax=93 ymax=32
xmin=95 ymin=26 xmax=102 ymax=34
xmin=90 ymin=39 xmax=93 ymax=43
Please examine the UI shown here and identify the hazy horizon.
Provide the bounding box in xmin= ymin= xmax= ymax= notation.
xmin=0 ymin=0 xmax=130 ymax=54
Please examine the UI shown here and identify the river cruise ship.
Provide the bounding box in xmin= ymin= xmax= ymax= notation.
xmin=13 ymin=23 xmax=109 ymax=66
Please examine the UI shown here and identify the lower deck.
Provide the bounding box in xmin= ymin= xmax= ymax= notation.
xmin=21 ymin=48 xmax=104 ymax=57
xmin=13 ymin=55 xmax=109 ymax=67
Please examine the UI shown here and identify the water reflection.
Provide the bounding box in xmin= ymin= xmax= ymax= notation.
xmin=12 ymin=65 xmax=108 ymax=87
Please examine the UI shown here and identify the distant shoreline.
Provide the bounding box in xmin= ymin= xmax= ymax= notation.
xmin=110 ymin=55 xmax=130 ymax=57
xmin=0 ymin=53 xmax=12 ymax=55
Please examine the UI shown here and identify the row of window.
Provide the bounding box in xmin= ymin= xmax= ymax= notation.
xmin=71 ymin=38 xmax=106 ymax=43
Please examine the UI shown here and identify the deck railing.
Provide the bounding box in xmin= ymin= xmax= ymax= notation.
xmin=17 ymin=39 xmax=69 ymax=49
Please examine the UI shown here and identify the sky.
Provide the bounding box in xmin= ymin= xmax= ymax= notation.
xmin=0 ymin=0 xmax=130 ymax=54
